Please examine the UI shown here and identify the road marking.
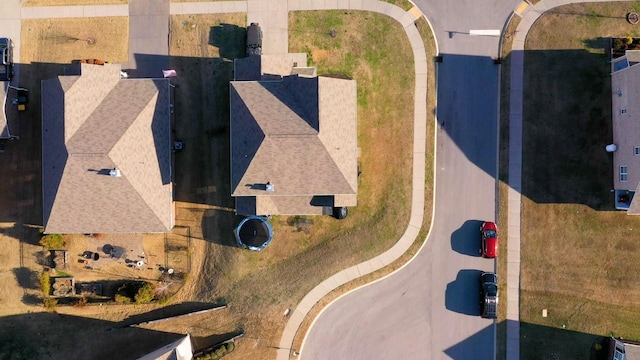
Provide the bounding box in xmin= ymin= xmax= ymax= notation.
xmin=515 ymin=1 xmax=529 ymax=17
xmin=469 ymin=29 xmax=501 ymax=36
xmin=409 ymin=7 xmax=422 ymax=21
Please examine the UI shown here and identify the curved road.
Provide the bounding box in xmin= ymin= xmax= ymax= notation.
xmin=301 ymin=1 xmax=521 ymax=359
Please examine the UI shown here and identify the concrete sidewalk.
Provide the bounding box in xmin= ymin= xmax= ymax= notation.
xmin=505 ymin=0 xmax=618 ymax=359
xmin=276 ymin=1 xmax=428 ymax=359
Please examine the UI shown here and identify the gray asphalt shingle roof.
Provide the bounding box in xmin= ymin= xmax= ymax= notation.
xmin=42 ymin=63 xmax=173 ymax=234
xmin=230 ymin=73 xmax=357 ymax=215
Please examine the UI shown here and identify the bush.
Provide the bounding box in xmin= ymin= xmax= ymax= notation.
xmin=43 ymin=297 xmax=57 ymax=312
xmin=134 ymin=282 xmax=155 ymax=304
xmin=39 ymin=271 xmax=51 ymax=296
xmin=195 ymin=342 xmax=235 ymax=360
xmin=39 ymin=234 xmax=64 ymax=250
xmin=115 ymin=281 xmax=155 ymax=304
xmin=73 ymin=297 xmax=88 ymax=308
xmin=114 ymin=293 xmax=132 ymax=304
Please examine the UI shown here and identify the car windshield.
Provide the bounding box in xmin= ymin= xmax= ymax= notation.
xmin=481 ymin=273 xmax=497 ymax=283
xmin=484 ymin=230 xmax=497 ymax=238
xmin=484 ymin=283 xmax=498 ymax=296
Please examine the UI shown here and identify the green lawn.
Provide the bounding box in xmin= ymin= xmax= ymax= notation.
xmin=501 ymin=2 xmax=640 ymax=358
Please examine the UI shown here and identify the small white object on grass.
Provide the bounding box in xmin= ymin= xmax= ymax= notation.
xmin=542 ymin=309 xmax=547 ymax=317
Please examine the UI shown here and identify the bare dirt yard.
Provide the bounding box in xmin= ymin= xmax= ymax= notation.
xmin=500 ymin=2 xmax=640 ymax=359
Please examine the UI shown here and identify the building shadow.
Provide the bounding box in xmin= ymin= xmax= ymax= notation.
xmin=445 ymin=320 xmax=610 ymax=360
xmin=118 ymin=301 xmax=224 ymax=328
xmin=201 ymin=209 xmax=243 ymax=247
xmin=498 ymin=47 xmax=613 ymax=210
xmin=0 ymin=312 xmax=184 ymax=360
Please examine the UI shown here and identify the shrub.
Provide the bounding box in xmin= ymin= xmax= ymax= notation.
xmin=73 ymin=297 xmax=88 ymax=308
xmin=195 ymin=342 xmax=235 ymax=360
xmin=115 ymin=282 xmax=155 ymax=304
xmin=114 ymin=293 xmax=132 ymax=304
xmin=39 ymin=271 xmax=51 ymax=296
xmin=43 ymin=297 xmax=57 ymax=312
xmin=39 ymin=234 xmax=64 ymax=250
xmin=134 ymin=282 xmax=155 ymax=304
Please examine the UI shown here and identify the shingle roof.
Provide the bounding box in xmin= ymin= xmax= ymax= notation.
xmin=42 ymin=63 xmax=173 ymax=234
xmin=230 ymin=74 xmax=357 ymax=215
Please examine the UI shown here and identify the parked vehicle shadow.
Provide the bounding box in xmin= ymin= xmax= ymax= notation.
xmin=450 ymin=220 xmax=483 ymax=257
xmin=445 ymin=269 xmax=482 ymax=316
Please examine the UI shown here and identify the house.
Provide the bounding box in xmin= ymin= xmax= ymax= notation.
xmin=608 ymin=337 xmax=640 ymax=360
xmin=41 ymin=63 xmax=174 ymax=233
xmin=230 ymin=54 xmax=357 ymax=216
xmin=610 ymin=51 xmax=640 ymax=213
xmin=138 ymin=334 xmax=193 ymax=360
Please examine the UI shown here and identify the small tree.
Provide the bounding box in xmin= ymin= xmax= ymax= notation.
xmin=115 ymin=283 xmax=133 ymax=303
xmin=114 ymin=293 xmax=132 ymax=304
xmin=73 ymin=297 xmax=88 ymax=308
xmin=134 ymin=282 xmax=155 ymax=304
xmin=43 ymin=298 xmax=57 ymax=312
xmin=39 ymin=234 xmax=64 ymax=250
xmin=39 ymin=271 xmax=51 ymax=296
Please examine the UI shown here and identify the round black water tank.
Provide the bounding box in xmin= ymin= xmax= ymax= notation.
xmin=333 ymin=207 xmax=348 ymax=220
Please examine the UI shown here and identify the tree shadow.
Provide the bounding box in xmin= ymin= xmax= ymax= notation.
xmin=12 ymin=267 xmax=39 ymax=290
xmin=21 ymin=293 xmax=41 ymax=305
xmin=209 ymin=23 xmax=246 ymax=60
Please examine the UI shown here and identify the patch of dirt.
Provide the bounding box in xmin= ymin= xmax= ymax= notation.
xmin=21 ymin=17 xmax=128 ymax=64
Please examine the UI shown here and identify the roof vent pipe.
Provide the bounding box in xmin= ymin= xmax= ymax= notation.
xmin=266 ymin=182 xmax=274 ymax=192
xmin=110 ymin=168 xmax=122 ymax=177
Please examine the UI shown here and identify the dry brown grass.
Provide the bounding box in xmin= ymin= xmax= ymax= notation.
xmin=21 ymin=17 xmax=128 ymax=64
xmin=514 ymin=2 xmax=640 ymax=357
xmin=167 ymin=10 xmax=422 ymax=359
xmin=23 ymin=0 xmax=127 ymax=6
xmin=286 ymin=15 xmax=437 ymax=355
xmin=0 ymin=8 xmax=433 ymax=359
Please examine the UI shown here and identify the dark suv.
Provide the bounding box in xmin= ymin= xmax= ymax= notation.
xmin=479 ymin=272 xmax=498 ymax=319
xmin=0 ymin=38 xmax=13 ymax=81
xmin=246 ymin=23 xmax=262 ymax=56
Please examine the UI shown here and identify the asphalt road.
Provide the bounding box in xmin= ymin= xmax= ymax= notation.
xmin=301 ymin=1 xmax=521 ymax=359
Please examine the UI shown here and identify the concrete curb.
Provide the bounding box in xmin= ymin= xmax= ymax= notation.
xmin=277 ymin=1 xmax=433 ymax=359
xmin=504 ymin=0 xmax=627 ymax=359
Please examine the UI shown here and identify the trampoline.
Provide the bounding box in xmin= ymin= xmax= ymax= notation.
xmin=234 ymin=216 xmax=273 ymax=251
